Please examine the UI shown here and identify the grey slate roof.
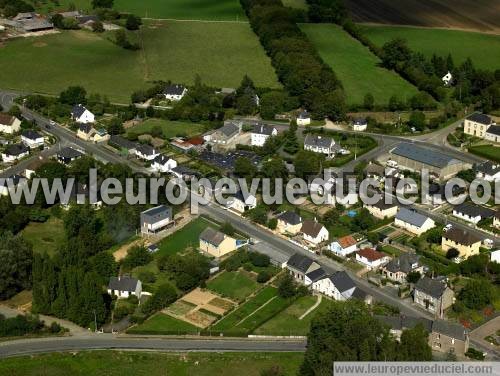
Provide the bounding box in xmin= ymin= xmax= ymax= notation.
xmin=163 ymin=84 xmax=186 ymax=96
xmin=329 ymin=271 xmax=356 ymax=293
xmin=384 ymin=253 xmax=420 ymax=274
xmin=396 ymin=207 xmax=431 ymax=228
xmin=306 ymin=267 xmax=327 ymax=282
xmin=277 ymin=211 xmax=302 ymax=226
xmin=199 ymin=227 xmax=226 ymax=246
xmin=443 ymin=227 xmax=481 ymax=246
xmin=251 ymin=123 xmax=275 ymax=136
xmin=171 ymin=165 xmax=198 ymax=176
xmin=354 ymin=118 xmax=367 ymax=125
xmin=57 ymin=147 xmax=83 ymax=159
xmin=287 ymin=253 xmax=315 ymax=273
xmin=109 ymin=135 xmax=137 ymax=150
xmin=304 ymin=134 xmax=334 ymax=149
xmin=375 ymin=315 xmax=433 ymax=333
xmin=71 ymin=104 xmax=87 ymax=118
xmin=415 ymin=277 xmax=448 ymax=299
xmin=476 ymin=161 xmax=500 ymax=176
xmin=4 ymin=143 xmax=29 ymax=156
xmin=391 ymin=143 xmax=462 ymax=168
xmin=136 ymin=144 xmax=156 ymax=156
xmin=153 ymin=154 xmax=170 ymax=165
xmin=368 ymin=199 xmax=398 ymax=211
xmin=217 ymin=122 xmax=240 ymax=138
xmin=467 ymin=113 xmax=492 ymax=125
xmin=141 ymin=205 xmax=171 ymax=224
xmin=298 ymin=110 xmax=310 ymax=119
xmin=21 ymin=129 xmax=42 ymax=140
xmin=453 ymin=202 xmax=496 ymax=219
xmin=432 ymin=319 xmax=467 ymax=341
xmin=108 ymin=276 xmax=139 ymax=292
xmin=79 ymin=123 xmax=93 ymax=133
xmin=486 ymin=125 xmax=500 ymax=136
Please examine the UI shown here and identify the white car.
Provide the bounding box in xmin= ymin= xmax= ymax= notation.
xmin=443 ymin=224 xmax=452 ymax=231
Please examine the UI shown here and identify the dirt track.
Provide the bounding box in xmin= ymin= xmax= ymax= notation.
xmin=346 ymin=0 xmax=500 ymax=34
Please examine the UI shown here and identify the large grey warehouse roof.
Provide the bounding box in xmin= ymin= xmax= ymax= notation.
xmin=391 ymin=143 xmax=462 ymax=168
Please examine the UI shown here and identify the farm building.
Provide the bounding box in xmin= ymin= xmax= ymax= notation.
xmin=388 ymin=143 xmax=471 ymax=180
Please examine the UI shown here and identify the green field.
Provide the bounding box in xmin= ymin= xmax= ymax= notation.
xmin=157 ymin=217 xmax=215 ymax=257
xmin=468 ymin=144 xmax=500 ymax=163
xmin=21 ymin=217 xmax=65 ymax=256
xmin=0 ymin=21 xmax=278 ymax=102
xmin=358 ymin=25 xmax=500 ymax=71
xmin=0 ymin=351 xmax=304 ymax=375
xmin=127 ymin=119 xmax=205 ymax=139
xmin=207 ymin=271 xmax=259 ymax=302
xmin=301 ymin=24 xmax=419 ymax=105
xmin=127 ymin=313 xmax=199 ymax=334
xmin=34 ymin=0 xmax=246 ymax=21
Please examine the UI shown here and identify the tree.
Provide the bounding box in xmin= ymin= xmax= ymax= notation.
xmin=141 ymin=283 xmax=177 ymax=316
xmin=446 ymin=248 xmax=460 ymax=259
xmin=107 ymin=117 xmax=124 ymax=135
xmin=458 ymin=279 xmax=494 ymax=310
xmin=408 ymin=111 xmax=426 ymax=131
xmin=398 ymin=323 xmax=432 ymax=360
xmin=363 ymin=93 xmax=374 ymax=110
xmin=0 ymin=232 xmax=33 ymax=300
xmin=381 ymin=38 xmax=412 ymax=69
xmin=260 ymin=91 xmax=286 ymax=120
xmin=125 ymin=14 xmax=142 ymax=30
xmin=234 ymin=157 xmax=257 ymax=180
xmin=8 ymin=105 xmax=22 ymax=118
xmin=388 ymin=95 xmax=406 ymax=111
xmin=59 ymin=86 xmax=87 ymax=105
xmin=121 ymin=246 xmax=152 ymax=271
xmin=91 ymin=0 xmax=113 ymax=8
xmin=293 ymin=150 xmax=321 ymax=179
xmin=277 ymin=274 xmax=296 ymax=298
xmin=92 ymin=20 xmax=104 ymax=33
xmin=406 ymin=271 xmax=421 ymax=284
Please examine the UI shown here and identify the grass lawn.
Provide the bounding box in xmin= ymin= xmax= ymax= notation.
xmin=157 ymin=217 xmax=216 ymax=257
xmin=468 ymin=144 xmax=500 ymax=163
xmin=254 ymin=296 xmax=330 ymax=336
xmin=35 ymin=0 xmax=246 ymax=21
xmin=127 ymin=313 xmax=199 ymax=334
xmin=379 ymin=245 xmax=403 ymax=257
xmin=21 ymin=217 xmax=65 ymax=256
xmin=282 ymin=0 xmax=308 ymax=10
xmin=0 ymin=21 xmax=278 ymax=102
xmin=127 ymin=118 xmax=206 ymax=139
xmin=207 ymin=271 xmax=259 ymax=302
xmin=358 ymin=25 xmax=500 ymax=71
xmin=0 ymin=351 xmax=304 ymax=375
xmin=301 ymin=24 xmax=419 ymax=105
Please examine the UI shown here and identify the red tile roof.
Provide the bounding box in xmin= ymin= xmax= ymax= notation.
xmin=337 ymin=235 xmax=357 ymax=249
xmin=358 ymin=248 xmax=386 ymax=262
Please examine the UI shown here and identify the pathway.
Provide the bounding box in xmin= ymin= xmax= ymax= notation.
xmin=299 ymin=295 xmax=322 ymax=320
xmin=235 ymin=296 xmax=277 ymax=327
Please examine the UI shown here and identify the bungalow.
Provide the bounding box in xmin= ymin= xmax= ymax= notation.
xmin=355 ymin=248 xmax=390 ymax=270
xmin=0 ymin=113 xmax=21 ymax=134
xmin=441 ymin=227 xmax=482 ymax=259
xmin=394 ymin=207 xmax=435 ymax=235
xmin=303 ymin=134 xmax=336 ymax=157
xmin=484 ymin=125 xmax=500 ymax=143
xmin=463 ymin=113 xmax=494 ymax=138
xmin=352 ymin=118 xmax=367 ymax=132
xmin=413 ymin=277 xmax=454 ymax=318
xmin=312 ymin=271 xmax=368 ymax=302
xmin=21 ymin=130 xmax=44 ymax=149
xmin=57 ymin=147 xmax=83 ymax=165
xmin=364 ymin=200 xmax=398 ymax=220
xmin=475 ymin=161 xmax=500 ymax=182
xmin=250 ymin=123 xmax=277 ymax=147
xmin=92 ymin=128 xmax=109 ymax=143
xmin=296 ymin=110 xmax=311 ymax=126
xmin=226 ymin=191 xmax=257 ymax=214
xmin=107 ymin=275 xmax=142 ymax=299
xmin=329 ymin=235 xmax=358 ymax=257
xmin=71 ymin=104 xmax=95 ymax=124
xmin=199 ymin=227 xmax=237 ymax=258
xmin=76 ymin=123 xmax=95 ymax=141
xmin=300 ymin=219 xmax=329 ymax=245
xmin=151 ymin=155 xmax=177 ymax=173
xmin=135 ymin=144 xmax=160 ymax=161
xmin=1 ymin=143 xmax=29 ymax=163
xmin=286 ymin=253 xmax=323 ymax=286
xmin=140 ymin=205 xmax=173 ymax=235
xmin=381 ymin=253 xmax=423 ymax=283
xmin=452 ymin=202 xmax=496 ymax=224
xmin=163 ymin=84 xmax=187 ymax=101
xmin=276 ymin=211 xmax=303 ymax=235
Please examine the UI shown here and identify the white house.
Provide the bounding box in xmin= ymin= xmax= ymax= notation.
xmin=442 ymin=71 xmax=453 ymax=86
xmin=491 ymin=250 xmax=500 ymax=264
xmin=140 ymin=205 xmax=173 ymax=235
xmin=21 ymin=130 xmax=44 ymax=148
xmin=463 ymin=113 xmax=494 ymax=138
xmin=0 ymin=113 xmax=21 ymax=134
xmin=329 ymin=235 xmax=358 ymax=257
xmin=484 ymin=125 xmax=500 ymax=143
xmin=364 ymin=200 xmax=399 ymax=219
xmin=452 ymin=202 xmax=496 ymax=225
xmin=286 ymin=253 xmax=325 ymax=286
xmin=300 ymin=219 xmax=329 ymax=245
xmin=76 ymin=123 xmax=95 ymax=141
xmin=227 ymin=191 xmax=257 ymax=214
xmin=312 ymin=271 xmax=365 ymax=301
xmin=135 ymin=144 xmax=160 ymax=161
xmin=352 ymin=118 xmax=367 ymax=131
xmin=394 ymin=207 xmax=435 ymax=235
xmin=71 ymin=104 xmax=95 ymax=124
xmin=107 ymin=275 xmax=142 ymax=299
xmin=151 ymin=155 xmax=177 ymax=173
xmin=475 ymin=161 xmax=500 ymax=182
xmin=250 ymin=123 xmax=277 ymax=147
xmin=1 ymin=143 xmax=29 ymax=163
xmin=303 ymin=134 xmax=336 ymax=157
xmin=163 ymin=84 xmax=187 ymax=101
xmin=297 ymin=110 xmax=311 ymax=126
xmin=355 ymin=248 xmax=390 ymax=270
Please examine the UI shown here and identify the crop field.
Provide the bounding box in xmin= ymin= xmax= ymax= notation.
xmin=301 ymin=24 xmax=419 ymax=105
xmin=34 ymin=0 xmax=246 ymax=21
xmin=359 ymin=25 xmax=500 ymax=71
xmin=0 ymin=21 xmax=278 ymax=102
xmin=0 ymin=351 xmax=304 ymax=375
xmin=345 ymin=0 xmax=500 ymax=34
xmin=207 ymin=271 xmax=259 ymax=302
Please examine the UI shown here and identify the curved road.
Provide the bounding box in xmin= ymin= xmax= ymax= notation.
xmin=0 ymin=335 xmax=307 ymax=358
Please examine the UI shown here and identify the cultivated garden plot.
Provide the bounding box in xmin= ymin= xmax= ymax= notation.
xmin=206 ymin=271 xmax=260 ymax=303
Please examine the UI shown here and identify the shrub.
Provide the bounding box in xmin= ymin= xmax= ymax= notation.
xmin=257 ymin=271 xmax=271 ymax=283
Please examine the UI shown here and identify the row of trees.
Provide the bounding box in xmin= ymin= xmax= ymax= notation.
xmin=0 ymin=0 xmax=34 ymax=18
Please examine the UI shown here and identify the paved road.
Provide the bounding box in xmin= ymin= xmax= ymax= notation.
xmin=0 ymin=335 xmax=307 ymax=358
